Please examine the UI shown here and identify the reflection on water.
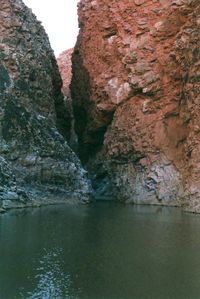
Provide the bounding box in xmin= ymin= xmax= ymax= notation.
xmin=25 ymin=248 xmax=78 ymax=299
xmin=1 ymin=203 xmax=200 ymax=298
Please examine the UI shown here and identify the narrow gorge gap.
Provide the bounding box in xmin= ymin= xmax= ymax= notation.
xmin=23 ymin=0 xmax=80 ymax=57
xmin=22 ymin=0 xmax=112 ymax=197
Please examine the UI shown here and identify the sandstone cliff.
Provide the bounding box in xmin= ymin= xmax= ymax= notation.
xmin=71 ymin=0 xmax=200 ymax=211
xmin=0 ymin=0 xmax=91 ymax=210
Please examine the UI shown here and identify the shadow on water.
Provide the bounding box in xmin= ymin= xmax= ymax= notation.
xmin=1 ymin=202 xmax=200 ymax=298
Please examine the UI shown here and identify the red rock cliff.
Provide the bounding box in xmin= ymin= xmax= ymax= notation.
xmin=71 ymin=0 xmax=200 ymax=210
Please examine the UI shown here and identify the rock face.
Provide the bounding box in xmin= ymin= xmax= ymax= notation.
xmin=57 ymin=49 xmax=74 ymax=142
xmin=71 ymin=0 xmax=200 ymax=210
xmin=0 ymin=0 xmax=91 ymax=209
xmin=57 ymin=49 xmax=73 ymax=97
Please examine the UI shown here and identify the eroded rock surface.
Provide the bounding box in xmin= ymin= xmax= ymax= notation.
xmin=71 ymin=0 xmax=200 ymax=211
xmin=0 ymin=0 xmax=91 ymax=209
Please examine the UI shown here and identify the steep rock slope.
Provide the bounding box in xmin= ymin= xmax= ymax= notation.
xmin=71 ymin=0 xmax=200 ymax=210
xmin=0 ymin=0 xmax=91 ymax=210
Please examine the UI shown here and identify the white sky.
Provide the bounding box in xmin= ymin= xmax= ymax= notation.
xmin=23 ymin=0 xmax=79 ymax=57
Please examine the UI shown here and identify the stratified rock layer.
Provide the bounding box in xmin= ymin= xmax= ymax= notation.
xmin=0 ymin=0 xmax=91 ymax=209
xmin=71 ymin=0 xmax=200 ymax=211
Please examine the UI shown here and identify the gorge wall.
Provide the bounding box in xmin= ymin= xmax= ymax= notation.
xmin=70 ymin=0 xmax=200 ymax=211
xmin=57 ymin=49 xmax=74 ymax=142
xmin=57 ymin=49 xmax=73 ymax=97
xmin=0 ymin=0 xmax=91 ymax=210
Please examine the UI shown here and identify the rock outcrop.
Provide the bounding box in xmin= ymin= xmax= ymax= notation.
xmin=71 ymin=0 xmax=200 ymax=211
xmin=0 ymin=0 xmax=91 ymax=210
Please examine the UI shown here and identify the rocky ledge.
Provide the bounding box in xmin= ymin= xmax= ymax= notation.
xmin=70 ymin=0 xmax=200 ymax=212
xmin=0 ymin=0 xmax=92 ymax=211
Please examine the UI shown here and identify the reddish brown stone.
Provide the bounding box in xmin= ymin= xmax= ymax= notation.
xmin=71 ymin=0 xmax=200 ymax=211
xmin=57 ymin=48 xmax=73 ymax=96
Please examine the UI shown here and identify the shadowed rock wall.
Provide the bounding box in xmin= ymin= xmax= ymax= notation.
xmin=71 ymin=0 xmax=200 ymax=211
xmin=0 ymin=0 xmax=91 ymax=210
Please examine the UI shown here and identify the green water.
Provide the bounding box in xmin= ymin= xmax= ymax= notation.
xmin=1 ymin=202 xmax=200 ymax=299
